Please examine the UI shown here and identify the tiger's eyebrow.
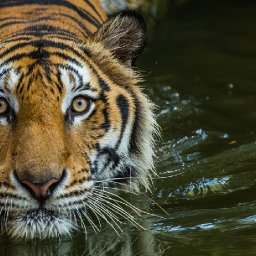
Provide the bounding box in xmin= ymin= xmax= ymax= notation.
xmin=73 ymin=82 xmax=91 ymax=92
xmin=0 ymin=68 xmax=16 ymax=93
xmin=0 ymin=68 xmax=11 ymax=79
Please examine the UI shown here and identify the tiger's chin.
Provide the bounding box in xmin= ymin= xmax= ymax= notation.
xmin=7 ymin=209 xmax=77 ymax=239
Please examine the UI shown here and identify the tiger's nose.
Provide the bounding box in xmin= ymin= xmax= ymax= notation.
xmin=13 ymin=170 xmax=66 ymax=205
xmin=21 ymin=179 xmax=59 ymax=199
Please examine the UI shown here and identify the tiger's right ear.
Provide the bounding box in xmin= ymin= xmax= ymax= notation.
xmin=92 ymin=11 xmax=147 ymax=66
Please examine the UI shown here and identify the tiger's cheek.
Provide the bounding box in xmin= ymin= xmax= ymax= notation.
xmin=104 ymin=85 xmax=136 ymax=148
xmin=64 ymin=101 xmax=106 ymax=171
xmin=0 ymin=127 xmax=12 ymax=180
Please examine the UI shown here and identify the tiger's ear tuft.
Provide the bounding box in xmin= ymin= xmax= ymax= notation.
xmin=93 ymin=11 xmax=147 ymax=66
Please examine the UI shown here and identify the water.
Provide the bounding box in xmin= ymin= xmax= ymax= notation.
xmin=2 ymin=0 xmax=256 ymax=255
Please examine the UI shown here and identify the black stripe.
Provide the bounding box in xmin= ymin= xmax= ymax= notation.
xmin=57 ymin=13 xmax=91 ymax=36
xmin=0 ymin=0 xmax=101 ymax=29
xmin=100 ymin=108 xmax=110 ymax=131
xmin=0 ymin=37 xmax=91 ymax=66
xmin=2 ymin=36 xmax=34 ymax=43
xmin=49 ymin=52 xmax=83 ymax=67
xmin=116 ymin=94 xmax=129 ymax=149
xmin=73 ymin=82 xmax=90 ymax=92
xmin=17 ymin=49 xmax=84 ymax=70
xmin=29 ymin=48 xmax=50 ymax=60
xmin=0 ymin=40 xmax=87 ymax=67
xmin=0 ymin=21 xmax=26 ymax=30
xmin=85 ymin=0 xmax=104 ymax=21
xmin=56 ymin=68 xmax=66 ymax=92
xmin=11 ymin=30 xmax=80 ymax=41
xmin=97 ymin=79 xmax=111 ymax=130
xmin=2 ymin=28 xmax=73 ymax=42
xmin=23 ymin=24 xmax=78 ymax=37
xmin=57 ymin=64 xmax=84 ymax=83
xmin=100 ymin=92 xmax=110 ymax=131
xmin=31 ymin=40 xmax=87 ymax=58
xmin=26 ymin=76 xmax=34 ymax=92
xmin=16 ymin=74 xmax=26 ymax=94
xmin=27 ymin=15 xmax=88 ymax=37
xmin=0 ymin=17 xmax=18 ymax=22
xmin=52 ymin=80 xmax=63 ymax=95
xmin=129 ymin=93 xmax=141 ymax=154
xmin=0 ymin=69 xmax=11 ymax=80
xmin=99 ymin=147 xmax=120 ymax=168
xmin=99 ymin=79 xmax=110 ymax=92
xmin=42 ymin=62 xmax=53 ymax=83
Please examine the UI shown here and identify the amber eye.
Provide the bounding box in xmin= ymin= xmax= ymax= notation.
xmin=0 ymin=98 xmax=9 ymax=115
xmin=71 ymin=96 xmax=90 ymax=113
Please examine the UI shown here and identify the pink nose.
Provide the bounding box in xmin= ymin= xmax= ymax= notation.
xmin=21 ymin=179 xmax=59 ymax=199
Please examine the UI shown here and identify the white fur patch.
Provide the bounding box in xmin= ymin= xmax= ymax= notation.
xmin=0 ymin=64 xmax=20 ymax=123
xmin=8 ymin=209 xmax=77 ymax=239
xmin=60 ymin=63 xmax=99 ymax=125
xmin=60 ymin=62 xmax=91 ymax=113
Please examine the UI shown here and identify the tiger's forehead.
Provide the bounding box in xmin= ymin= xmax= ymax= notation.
xmin=0 ymin=38 xmax=103 ymax=95
xmin=0 ymin=57 xmax=101 ymax=97
xmin=0 ymin=54 xmax=104 ymax=119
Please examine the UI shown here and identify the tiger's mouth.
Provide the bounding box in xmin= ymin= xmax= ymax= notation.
xmin=7 ymin=208 xmax=77 ymax=239
xmin=19 ymin=208 xmax=60 ymax=222
xmin=1 ymin=180 xmax=145 ymax=239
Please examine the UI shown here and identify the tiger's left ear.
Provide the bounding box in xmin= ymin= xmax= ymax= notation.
xmin=93 ymin=11 xmax=146 ymax=66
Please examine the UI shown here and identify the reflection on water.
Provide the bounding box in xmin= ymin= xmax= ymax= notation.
xmin=0 ymin=219 xmax=158 ymax=256
xmin=2 ymin=0 xmax=256 ymax=255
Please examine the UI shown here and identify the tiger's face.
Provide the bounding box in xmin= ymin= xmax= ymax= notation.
xmin=0 ymin=12 xmax=157 ymax=239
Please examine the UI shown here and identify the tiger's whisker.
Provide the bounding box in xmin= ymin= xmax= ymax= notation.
xmin=74 ymin=207 xmax=88 ymax=236
xmin=94 ymin=185 xmax=139 ymax=195
xmin=93 ymin=189 xmax=143 ymax=215
xmin=78 ymin=205 xmax=100 ymax=233
xmin=87 ymin=198 xmax=123 ymax=234
xmin=89 ymin=198 xmax=123 ymax=225
xmin=82 ymin=201 xmax=102 ymax=229
xmin=95 ymin=198 xmax=145 ymax=230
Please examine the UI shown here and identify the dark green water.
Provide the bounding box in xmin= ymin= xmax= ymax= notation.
xmin=2 ymin=0 xmax=256 ymax=255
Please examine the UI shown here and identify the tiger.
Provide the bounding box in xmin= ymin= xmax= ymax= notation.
xmin=0 ymin=0 xmax=157 ymax=239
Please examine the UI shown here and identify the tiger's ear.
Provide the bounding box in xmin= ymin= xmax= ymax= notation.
xmin=93 ymin=11 xmax=146 ymax=66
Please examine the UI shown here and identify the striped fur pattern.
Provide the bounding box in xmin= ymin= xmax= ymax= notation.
xmin=0 ymin=0 xmax=157 ymax=239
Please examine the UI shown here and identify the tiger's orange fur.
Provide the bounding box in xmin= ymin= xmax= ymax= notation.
xmin=0 ymin=0 xmax=107 ymax=40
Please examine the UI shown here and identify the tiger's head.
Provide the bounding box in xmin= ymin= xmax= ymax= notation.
xmin=0 ymin=11 xmax=157 ymax=239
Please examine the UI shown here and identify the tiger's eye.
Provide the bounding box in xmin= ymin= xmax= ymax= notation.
xmin=0 ymin=98 xmax=9 ymax=114
xmin=71 ymin=96 xmax=89 ymax=113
